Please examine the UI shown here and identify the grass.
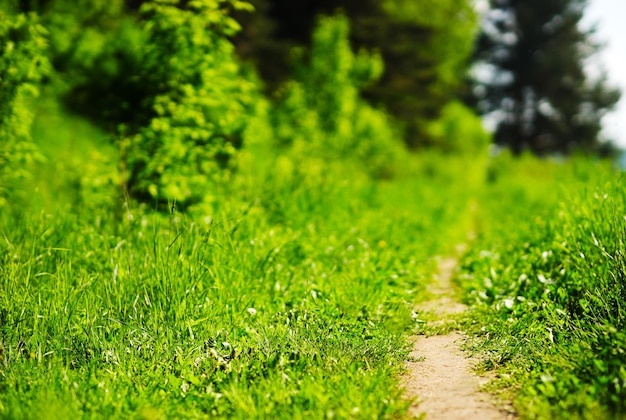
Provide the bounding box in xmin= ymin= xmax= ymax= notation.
xmin=4 ymin=98 xmax=626 ymax=418
xmin=0 ymin=99 xmax=477 ymax=418
xmin=457 ymin=152 xmax=626 ymax=419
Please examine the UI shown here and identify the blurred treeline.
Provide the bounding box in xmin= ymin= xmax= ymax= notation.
xmin=232 ymin=0 xmax=479 ymax=148
xmin=0 ymin=0 xmax=488 ymax=210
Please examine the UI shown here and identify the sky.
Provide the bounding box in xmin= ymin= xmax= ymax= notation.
xmin=581 ymin=1 xmax=626 ymax=147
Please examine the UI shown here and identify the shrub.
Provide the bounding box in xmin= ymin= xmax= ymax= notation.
xmin=427 ymin=100 xmax=490 ymax=156
xmin=119 ymin=0 xmax=263 ymax=209
xmin=273 ymin=15 xmax=406 ymax=179
xmin=0 ymin=11 xmax=50 ymax=205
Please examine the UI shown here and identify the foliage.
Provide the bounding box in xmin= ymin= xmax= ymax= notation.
xmin=61 ymin=17 xmax=150 ymax=128
xmin=9 ymin=0 xmax=150 ymax=128
xmin=33 ymin=0 xmax=126 ymax=73
xmin=472 ymin=0 xmax=621 ymax=155
xmin=0 ymin=10 xmax=49 ymax=206
xmin=4 ymin=0 xmax=269 ymax=211
xmin=236 ymin=0 xmax=479 ymax=148
xmin=425 ymin=101 xmax=491 ymax=190
xmin=382 ymin=0 xmax=478 ymax=92
xmin=458 ymin=155 xmax=626 ymax=418
xmin=427 ymin=101 xmax=491 ymax=156
xmin=373 ymin=0 xmax=479 ymax=147
xmin=119 ymin=0 xmax=263 ymax=209
xmin=273 ymin=15 xmax=405 ymax=179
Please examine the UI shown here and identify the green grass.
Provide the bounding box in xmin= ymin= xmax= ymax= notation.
xmin=0 ymin=100 xmax=478 ymax=418
xmin=457 ymin=153 xmax=626 ymax=419
xmin=4 ymin=99 xmax=626 ymax=419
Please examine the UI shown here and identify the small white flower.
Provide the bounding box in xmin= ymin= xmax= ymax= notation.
xmin=537 ymin=274 xmax=554 ymax=284
xmin=503 ymin=298 xmax=514 ymax=309
xmin=247 ymin=308 xmax=257 ymax=316
xmin=181 ymin=381 xmax=190 ymax=393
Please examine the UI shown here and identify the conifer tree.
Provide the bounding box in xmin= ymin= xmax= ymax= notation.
xmin=473 ymin=0 xmax=620 ymax=155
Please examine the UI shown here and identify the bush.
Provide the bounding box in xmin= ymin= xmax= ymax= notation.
xmin=427 ymin=101 xmax=490 ymax=156
xmin=273 ymin=15 xmax=406 ymax=179
xmin=0 ymin=11 xmax=50 ymax=205
xmin=119 ymin=0 xmax=265 ymax=209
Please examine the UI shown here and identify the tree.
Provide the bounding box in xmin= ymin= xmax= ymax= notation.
xmin=272 ymin=15 xmax=404 ymax=179
xmin=355 ymin=0 xmax=478 ymax=149
xmin=234 ymin=0 xmax=478 ymax=148
xmin=472 ymin=0 xmax=620 ymax=155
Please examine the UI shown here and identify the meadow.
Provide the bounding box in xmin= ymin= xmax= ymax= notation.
xmin=2 ymin=2 xmax=626 ymax=418
xmin=3 ymin=98 xmax=626 ymax=419
xmin=1 ymin=101 xmax=478 ymax=418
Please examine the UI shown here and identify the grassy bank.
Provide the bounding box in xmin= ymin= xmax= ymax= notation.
xmin=0 ymin=100 xmax=479 ymax=418
xmin=458 ymin=153 xmax=626 ymax=418
xmin=3 ymin=97 xmax=626 ymax=419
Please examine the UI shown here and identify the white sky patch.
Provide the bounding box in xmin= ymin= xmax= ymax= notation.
xmin=582 ymin=0 xmax=626 ymax=147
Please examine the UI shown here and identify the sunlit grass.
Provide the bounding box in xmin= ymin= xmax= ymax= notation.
xmin=458 ymin=154 xmax=626 ymax=418
xmin=0 ymin=99 xmax=480 ymax=418
xmin=6 ymin=96 xmax=625 ymax=419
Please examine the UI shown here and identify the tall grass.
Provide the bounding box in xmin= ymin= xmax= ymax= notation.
xmin=458 ymin=153 xmax=626 ymax=418
xmin=0 ymin=102 xmax=478 ymax=418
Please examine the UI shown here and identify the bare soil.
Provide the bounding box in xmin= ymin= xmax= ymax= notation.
xmin=403 ymin=257 xmax=514 ymax=419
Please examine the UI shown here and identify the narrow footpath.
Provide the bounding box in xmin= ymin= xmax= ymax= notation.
xmin=403 ymin=256 xmax=515 ymax=419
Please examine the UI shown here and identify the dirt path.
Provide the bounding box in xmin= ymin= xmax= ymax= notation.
xmin=403 ymin=257 xmax=514 ymax=419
